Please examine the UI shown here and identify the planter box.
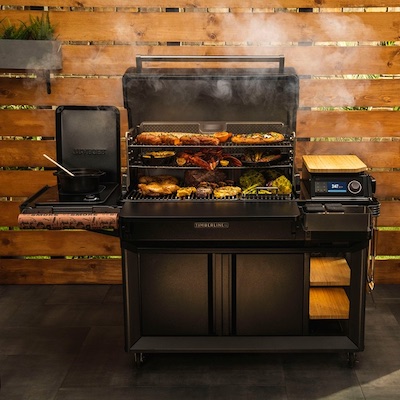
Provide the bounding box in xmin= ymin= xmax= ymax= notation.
xmin=0 ymin=40 xmax=62 ymax=70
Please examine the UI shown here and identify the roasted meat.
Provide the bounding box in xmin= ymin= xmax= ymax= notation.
xmin=184 ymin=170 xmax=227 ymax=187
xmin=139 ymin=175 xmax=179 ymax=185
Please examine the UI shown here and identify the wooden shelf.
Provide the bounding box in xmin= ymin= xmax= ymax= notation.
xmin=310 ymin=257 xmax=350 ymax=287
xmin=309 ymin=288 xmax=349 ymax=320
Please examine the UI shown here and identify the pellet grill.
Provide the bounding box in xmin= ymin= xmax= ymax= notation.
xmin=120 ymin=56 xmax=379 ymax=367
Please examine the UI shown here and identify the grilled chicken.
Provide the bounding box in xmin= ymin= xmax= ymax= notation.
xmin=138 ymin=182 xmax=180 ymax=196
xmin=138 ymin=175 xmax=180 ymax=196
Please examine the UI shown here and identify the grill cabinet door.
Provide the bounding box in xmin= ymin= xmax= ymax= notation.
xmin=140 ymin=253 xmax=212 ymax=335
xmin=235 ymin=254 xmax=304 ymax=335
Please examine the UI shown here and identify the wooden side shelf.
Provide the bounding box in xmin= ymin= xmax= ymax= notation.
xmin=310 ymin=257 xmax=350 ymax=286
xmin=309 ymin=288 xmax=350 ymax=320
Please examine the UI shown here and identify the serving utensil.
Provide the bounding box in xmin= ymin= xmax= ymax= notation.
xmin=43 ymin=153 xmax=75 ymax=176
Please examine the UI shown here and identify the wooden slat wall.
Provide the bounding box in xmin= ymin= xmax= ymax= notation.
xmin=1 ymin=0 xmax=399 ymax=284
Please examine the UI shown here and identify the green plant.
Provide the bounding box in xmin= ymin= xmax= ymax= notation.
xmin=0 ymin=18 xmax=30 ymax=39
xmin=0 ymin=13 xmax=56 ymax=40
xmin=27 ymin=13 xmax=56 ymax=40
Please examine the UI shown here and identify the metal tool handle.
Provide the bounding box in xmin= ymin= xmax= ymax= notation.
xmin=135 ymin=55 xmax=285 ymax=73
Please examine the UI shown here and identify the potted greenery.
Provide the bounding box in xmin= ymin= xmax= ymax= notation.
xmin=0 ymin=13 xmax=62 ymax=92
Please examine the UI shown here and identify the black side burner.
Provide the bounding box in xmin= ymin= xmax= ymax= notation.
xmin=21 ymin=183 xmax=121 ymax=213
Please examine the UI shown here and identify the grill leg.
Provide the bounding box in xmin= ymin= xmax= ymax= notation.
xmin=347 ymin=352 xmax=358 ymax=368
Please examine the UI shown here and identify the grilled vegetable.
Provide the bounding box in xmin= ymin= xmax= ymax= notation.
xmin=243 ymin=150 xmax=281 ymax=164
xmin=268 ymin=175 xmax=292 ymax=194
xmin=239 ymin=170 xmax=266 ymax=190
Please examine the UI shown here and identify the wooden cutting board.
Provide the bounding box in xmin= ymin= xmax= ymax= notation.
xmin=302 ymin=155 xmax=367 ymax=173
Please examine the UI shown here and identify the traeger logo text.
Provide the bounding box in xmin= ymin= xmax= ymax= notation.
xmin=194 ymin=222 xmax=229 ymax=229
xmin=73 ymin=149 xmax=106 ymax=155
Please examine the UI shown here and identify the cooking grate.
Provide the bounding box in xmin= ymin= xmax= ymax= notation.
xmin=125 ymin=190 xmax=292 ymax=202
xmin=139 ymin=121 xmax=288 ymax=134
xmin=127 ymin=121 xmax=295 ymax=148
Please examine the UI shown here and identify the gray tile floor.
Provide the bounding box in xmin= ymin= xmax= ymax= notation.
xmin=0 ymin=283 xmax=400 ymax=400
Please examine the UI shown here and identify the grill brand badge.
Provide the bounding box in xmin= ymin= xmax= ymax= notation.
xmin=194 ymin=222 xmax=229 ymax=229
xmin=73 ymin=149 xmax=106 ymax=155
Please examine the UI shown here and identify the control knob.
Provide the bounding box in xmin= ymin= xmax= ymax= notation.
xmin=348 ymin=180 xmax=362 ymax=194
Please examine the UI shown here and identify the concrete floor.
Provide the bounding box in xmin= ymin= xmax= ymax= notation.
xmin=0 ymin=283 xmax=400 ymax=400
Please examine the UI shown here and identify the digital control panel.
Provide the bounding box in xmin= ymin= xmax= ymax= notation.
xmin=315 ymin=179 xmax=361 ymax=195
xmin=306 ymin=173 xmax=374 ymax=199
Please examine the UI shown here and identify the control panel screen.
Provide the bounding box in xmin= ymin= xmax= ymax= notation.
xmin=327 ymin=181 xmax=347 ymax=193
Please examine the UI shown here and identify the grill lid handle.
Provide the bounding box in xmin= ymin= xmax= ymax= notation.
xmin=135 ymin=55 xmax=285 ymax=73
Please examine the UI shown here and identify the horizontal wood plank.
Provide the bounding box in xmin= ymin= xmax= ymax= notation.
xmin=2 ymin=10 xmax=400 ymax=43
xmin=0 ymin=140 xmax=56 ymax=167
xmin=0 ymin=109 xmax=55 ymax=137
xmin=60 ymin=45 xmax=400 ymax=77
xmin=376 ymin=230 xmax=400 ymax=256
xmin=0 ymin=258 xmax=121 ymax=284
xmin=378 ymin=201 xmax=400 ymax=227
xmin=368 ymin=171 xmax=400 ymax=199
xmin=297 ymin=110 xmax=400 ymax=139
xmin=299 ymin=79 xmax=400 ymax=108
xmin=374 ymin=259 xmax=400 ymax=285
xmin=0 ymin=77 xmax=123 ymax=107
xmin=4 ymin=0 xmax=400 ymax=8
xmin=0 ymin=230 xmax=120 ymax=257
xmin=0 ymin=171 xmax=56 ymax=197
xmin=0 ymin=201 xmax=21 ymax=227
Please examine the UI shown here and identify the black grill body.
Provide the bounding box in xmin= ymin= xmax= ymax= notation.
xmin=120 ymin=56 xmax=374 ymax=365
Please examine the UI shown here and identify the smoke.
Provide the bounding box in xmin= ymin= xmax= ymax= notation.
xmin=124 ymin=9 xmax=382 ymax=119
xmin=317 ymin=13 xmax=376 ymax=43
xmin=212 ymin=79 xmax=233 ymax=101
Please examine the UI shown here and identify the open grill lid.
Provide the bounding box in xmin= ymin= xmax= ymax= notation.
xmin=123 ymin=55 xmax=299 ymax=132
